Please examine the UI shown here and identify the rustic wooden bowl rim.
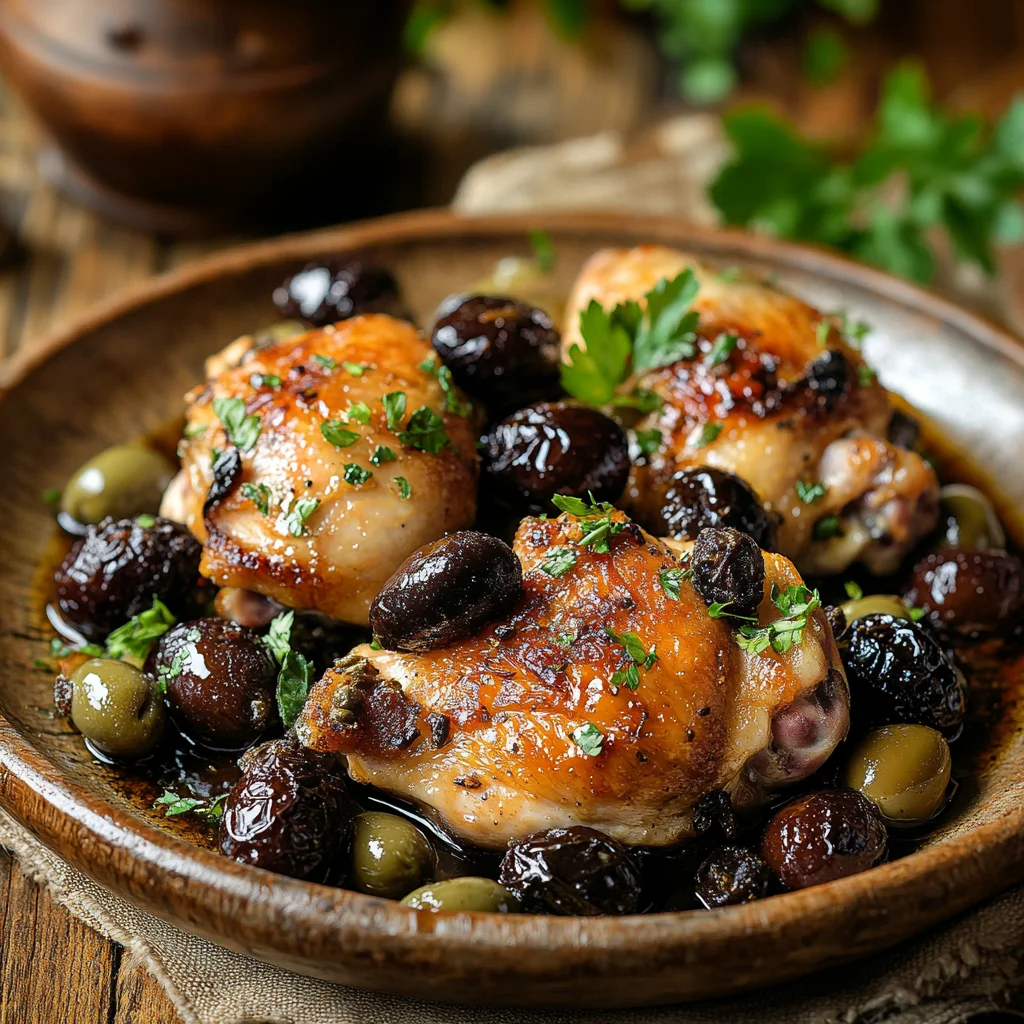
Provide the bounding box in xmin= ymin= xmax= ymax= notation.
xmin=2 ymin=209 xmax=1022 ymax=998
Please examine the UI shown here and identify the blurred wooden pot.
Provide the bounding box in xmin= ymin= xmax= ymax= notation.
xmin=0 ymin=0 xmax=411 ymax=232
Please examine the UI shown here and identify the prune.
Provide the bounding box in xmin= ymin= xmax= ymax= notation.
xmin=63 ymin=658 xmax=166 ymax=760
xmin=842 ymin=613 xmax=966 ymax=737
xmin=370 ymin=531 xmax=522 ymax=651
xmin=692 ymin=789 xmax=738 ymax=840
xmin=272 ymin=257 xmax=403 ymax=326
xmin=401 ymin=877 xmax=519 ymax=913
xmin=218 ymin=735 xmax=350 ymax=881
xmin=647 ymin=468 xmax=777 ymax=550
xmin=349 ymin=811 xmax=434 ymax=899
xmin=147 ymin=618 xmax=278 ymax=750
xmin=61 ymin=444 xmax=174 ymax=528
xmin=498 ymin=826 xmax=644 ymax=916
xmin=481 ymin=402 xmax=629 ymax=513
xmin=805 ymin=349 xmax=850 ymax=413
xmin=887 ymin=410 xmax=920 ymax=450
xmin=694 ymin=846 xmax=773 ymax=908
xmin=845 ymin=724 xmax=951 ymax=823
xmin=690 ymin=527 xmax=766 ymax=620
xmin=904 ymin=549 xmax=1022 ymax=637
xmin=54 ymin=516 xmax=203 ymax=641
xmin=761 ymin=790 xmax=887 ymax=891
xmin=431 ymin=295 xmax=561 ymax=412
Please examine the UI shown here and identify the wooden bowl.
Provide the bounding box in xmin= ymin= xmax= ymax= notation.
xmin=0 ymin=0 xmax=411 ymax=233
xmin=1 ymin=211 xmax=1023 ymax=1008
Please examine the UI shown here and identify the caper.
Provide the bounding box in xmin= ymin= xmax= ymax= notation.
xmin=61 ymin=444 xmax=175 ymax=526
xmin=400 ymin=877 xmax=520 ymax=913
xmin=845 ymin=724 xmax=951 ymax=823
xmin=839 ymin=594 xmax=909 ymax=626
xmin=68 ymin=658 xmax=166 ymax=759
xmin=939 ymin=484 xmax=1005 ymax=551
xmin=350 ymin=811 xmax=434 ymax=899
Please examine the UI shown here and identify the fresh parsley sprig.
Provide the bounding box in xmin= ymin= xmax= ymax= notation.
xmin=735 ymin=584 xmax=822 ymax=656
xmin=603 ymin=627 xmax=657 ymax=692
xmin=550 ymin=493 xmax=628 ymax=554
xmin=263 ymin=610 xmax=315 ymax=728
xmin=105 ymin=597 xmax=175 ymax=661
xmin=212 ymin=397 xmax=261 ymax=452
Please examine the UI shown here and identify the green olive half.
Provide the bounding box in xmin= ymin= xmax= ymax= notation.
xmin=401 ymin=877 xmax=520 ymax=913
xmin=69 ymin=658 xmax=166 ymax=759
xmin=839 ymin=594 xmax=909 ymax=626
xmin=940 ymin=484 xmax=1006 ymax=551
xmin=845 ymin=724 xmax=951 ymax=823
xmin=350 ymin=811 xmax=434 ymax=900
xmin=61 ymin=444 xmax=175 ymax=526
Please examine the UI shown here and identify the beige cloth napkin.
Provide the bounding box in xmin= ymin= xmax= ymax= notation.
xmin=5 ymin=114 xmax=1024 ymax=1024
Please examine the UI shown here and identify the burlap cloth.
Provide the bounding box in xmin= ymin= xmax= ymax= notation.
xmin=4 ymin=114 xmax=1024 ymax=1024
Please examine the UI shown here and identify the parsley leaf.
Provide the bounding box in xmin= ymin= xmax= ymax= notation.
xmin=212 ymin=396 xmax=261 ymax=452
xmin=41 ymin=487 xmax=61 ymax=507
xmin=105 ymin=597 xmax=175 ymax=661
xmin=796 ymin=480 xmax=828 ymax=504
xmin=370 ymin=445 xmax=397 ymax=465
xmin=382 ymin=391 xmax=407 ymax=431
xmin=529 ymin=228 xmax=555 ymax=271
xmin=704 ymin=332 xmax=739 ymax=368
xmin=241 ymin=482 xmax=271 ymax=515
xmin=263 ymin=611 xmax=294 ymax=665
xmin=183 ymin=422 xmax=207 ymax=440
xmin=603 ymin=627 xmax=657 ymax=691
xmin=858 ymin=364 xmax=877 ymax=386
xmin=393 ymin=476 xmax=412 ymax=500
xmin=311 ymin=354 xmax=336 ymax=370
xmin=154 ymin=789 xmax=228 ymax=822
xmin=277 ymin=649 xmax=315 ymax=727
xmin=135 ymin=514 xmax=156 ymax=528
xmin=343 ymin=361 xmax=369 ymax=376
xmin=550 ymin=493 xmax=628 ymax=554
xmin=659 ymin=566 xmax=691 ymax=600
xmin=542 ymin=547 xmax=577 ymax=578
xmin=634 ymin=428 xmax=663 ymax=456
xmin=345 ymin=401 xmax=372 ymax=425
xmin=398 ymin=406 xmax=452 ymax=453
xmin=692 ymin=422 xmax=723 ymax=449
xmin=320 ymin=420 xmax=360 ymax=448
xmin=571 ymin=722 xmax=604 ymax=757
xmin=249 ymin=372 xmax=282 ymax=389
xmin=814 ymin=514 xmax=843 ymax=540
xmin=343 ymin=463 xmax=372 ymax=486
xmin=284 ymin=497 xmax=320 ymax=537
xmin=436 ymin=365 xmax=472 ymax=416
xmin=735 ymin=583 xmax=822 ymax=657
xmin=844 ymin=580 xmax=864 ymax=601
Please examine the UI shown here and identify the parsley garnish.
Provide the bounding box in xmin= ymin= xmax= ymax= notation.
xmin=345 ymin=401 xmax=372 ymax=425
xmin=183 ymin=422 xmax=207 ymax=440
xmin=704 ymin=332 xmax=739 ymax=368
xmin=382 ymin=391 xmax=407 ymax=431
xmin=542 ymin=548 xmax=578 ymax=578
xmin=343 ymin=361 xmax=369 ymax=376
xmin=551 ymin=493 xmax=627 ymax=554
xmin=263 ymin=611 xmax=294 ymax=664
xmin=735 ymin=584 xmax=822 ymax=656
xmin=909 ymin=606 xmax=927 ymax=622
xmin=844 ymin=580 xmax=864 ymax=601
xmin=571 ymin=722 xmax=604 ymax=757
xmin=796 ymin=480 xmax=828 ymax=504
xmin=437 ymin=365 xmax=472 ymax=416
xmin=135 ymin=514 xmax=156 ymax=528
xmin=277 ymin=650 xmax=315 ymax=727
xmin=659 ymin=566 xmax=691 ymax=600
xmin=212 ymin=396 xmax=261 ymax=452
xmin=398 ymin=406 xmax=452 ymax=453
xmin=529 ymin=228 xmax=556 ymax=271
xmin=603 ymin=628 xmax=656 ymax=691
xmin=419 ymin=355 xmax=439 ymax=374
xmin=311 ymin=354 xmax=336 ymax=370
xmin=393 ymin=477 xmax=412 ymax=500
xmin=41 ymin=487 xmax=61 ymax=507
xmin=320 ymin=420 xmax=360 ymax=448
xmin=814 ymin=515 xmax=842 ymax=541
xmin=154 ymin=790 xmax=228 ymax=821
xmin=241 ymin=482 xmax=271 ymax=515
xmin=284 ymin=497 xmax=320 ymax=537
xmin=692 ymin=422 xmax=723 ymax=449
xmin=105 ymin=597 xmax=175 ymax=661
xmin=858 ymin=364 xmax=877 ymax=386
xmin=370 ymin=445 xmax=396 ymax=465
xmin=634 ymin=428 xmax=663 ymax=457
xmin=343 ymin=463 xmax=372 ymax=486
xmin=249 ymin=372 xmax=282 ymax=389
xmin=561 ymin=268 xmax=700 ymax=407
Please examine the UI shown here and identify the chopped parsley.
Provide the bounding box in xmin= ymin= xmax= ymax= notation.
xmin=419 ymin=355 xmax=439 ymax=374
xmin=154 ymin=790 xmax=228 ymax=822
xmin=345 ymin=401 xmax=372 ymax=425
xmin=815 ymin=319 xmax=832 ymax=348
xmin=813 ymin=514 xmax=843 ymax=541
xmin=571 ymin=722 xmax=604 ymax=757
xmin=634 ymin=428 xmax=663 ymax=457
xmin=844 ymin=580 xmax=864 ymax=601
xmin=284 ymin=496 xmax=320 ymax=537
xmin=382 ymin=391 xmax=407 ymax=431
xmin=796 ymin=480 xmax=828 ymax=504
xmin=909 ymin=606 xmax=927 ymax=622
xmin=735 ymin=584 xmax=822 ymax=656
xmin=249 ymin=372 xmax=282 ymax=389
xmin=277 ymin=649 xmax=315 ymax=728
xmin=398 ymin=406 xmax=452 ymax=453
xmin=105 ymin=597 xmax=175 ymax=661
xmin=212 ymin=396 xmax=261 ymax=452
xmin=183 ymin=422 xmax=207 ymax=440
xmin=692 ymin=422 xmax=723 ymax=449
xmin=393 ymin=476 xmax=412 ymax=500
xmin=542 ymin=547 xmax=578 ymax=578
xmin=554 ymin=631 xmax=575 ymax=648
xmin=370 ymin=445 xmax=396 ymax=466
xmin=135 ymin=514 xmax=156 ymax=528
xmin=343 ymin=361 xmax=369 ymax=376
xmin=708 ymin=601 xmax=757 ymax=622
xmin=529 ymin=228 xmax=556 ymax=272
xmin=320 ymin=420 xmax=360 ymax=448
xmin=343 ymin=463 xmax=372 ymax=486
xmin=659 ymin=566 xmax=692 ymax=600
xmin=858 ymin=364 xmax=877 ymax=386
xmin=704 ymin=332 xmax=739 ymax=368
xmin=241 ymin=482 xmax=271 ymax=515
xmin=561 ymin=268 xmax=700 ymax=408
xmin=436 ymin=365 xmax=472 ymax=416
xmin=263 ymin=611 xmax=294 ymax=664
xmin=311 ymin=354 xmax=336 ymax=370
xmin=551 ymin=493 xmax=627 ymax=554
xmin=41 ymin=487 xmax=61 ymax=507
xmin=603 ymin=627 xmax=656 ymax=691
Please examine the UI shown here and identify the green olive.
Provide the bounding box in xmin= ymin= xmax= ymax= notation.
xmin=400 ymin=877 xmax=520 ymax=913
xmin=845 ymin=724 xmax=951 ymax=822
xmin=69 ymin=658 xmax=166 ymax=759
xmin=350 ymin=811 xmax=434 ymax=899
xmin=939 ymin=484 xmax=1005 ymax=551
xmin=839 ymin=594 xmax=909 ymax=625
xmin=61 ymin=444 xmax=175 ymax=526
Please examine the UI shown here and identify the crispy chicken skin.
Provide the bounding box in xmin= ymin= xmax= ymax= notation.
xmin=297 ymin=511 xmax=848 ymax=848
xmin=564 ymin=246 xmax=939 ymax=575
xmin=163 ymin=315 xmax=479 ymax=625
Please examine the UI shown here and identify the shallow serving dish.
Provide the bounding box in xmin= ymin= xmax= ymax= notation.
xmin=1 ymin=210 xmax=1023 ymax=1008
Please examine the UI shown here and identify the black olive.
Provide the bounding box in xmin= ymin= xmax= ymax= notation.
xmin=272 ymin=257 xmax=403 ymax=327
xmin=498 ymin=826 xmax=644 ymax=916
xmin=692 ymin=789 xmax=738 ymax=840
xmin=694 ymin=846 xmax=773 ymax=908
xmin=805 ymin=349 xmax=850 ymax=413
xmin=842 ymin=613 xmax=965 ymax=738
xmin=887 ymin=410 xmax=920 ymax=450
xmin=481 ymin=401 xmax=630 ymax=514
xmin=147 ymin=618 xmax=278 ymax=750
xmin=645 ymin=467 xmax=777 ymax=550
xmin=219 ymin=735 xmax=351 ymax=881
xmin=54 ymin=516 xmax=203 ymax=641
xmin=690 ymin=527 xmax=766 ymax=620
xmin=431 ymin=295 xmax=561 ymax=413
xmin=761 ymin=789 xmax=887 ymax=891
xmin=904 ymin=549 xmax=1023 ymax=638
xmin=370 ymin=531 xmax=522 ymax=651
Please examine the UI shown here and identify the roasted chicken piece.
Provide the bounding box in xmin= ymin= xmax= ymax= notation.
xmin=161 ymin=315 xmax=479 ymax=625
xmin=297 ymin=510 xmax=848 ymax=848
xmin=564 ymin=246 xmax=939 ymax=575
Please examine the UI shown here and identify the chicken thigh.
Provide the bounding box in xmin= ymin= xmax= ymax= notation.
xmin=564 ymin=246 xmax=939 ymax=575
xmin=297 ymin=509 xmax=848 ymax=848
xmin=163 ymin=315 xmax=479 ymax=625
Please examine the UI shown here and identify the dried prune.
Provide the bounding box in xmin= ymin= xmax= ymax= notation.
xmin=694 ymin=846 xmax=773 ymax=908
xmin=272 ymin=257 xmax=403 ymax=326
xmin=690 ymin=526 xmax=766 ymax=620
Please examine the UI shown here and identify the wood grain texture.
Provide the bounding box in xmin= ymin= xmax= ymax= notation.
xmin=0 ymin=211 xmax=1023 ymax=1009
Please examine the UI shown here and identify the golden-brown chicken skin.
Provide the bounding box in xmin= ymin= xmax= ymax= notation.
xmin=163 ymin=315 xmax=479 ymax=625
xmin=297 ymin=510 xmax=848 ymax=848
xmin=564 ymin=246 xmax=939 ymax=575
